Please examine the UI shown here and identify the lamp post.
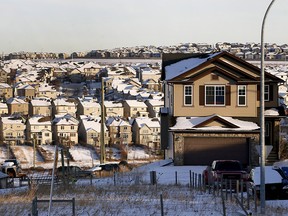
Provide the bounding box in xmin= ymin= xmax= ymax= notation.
xmin=260 ymin=0 xmax=276 ymax=214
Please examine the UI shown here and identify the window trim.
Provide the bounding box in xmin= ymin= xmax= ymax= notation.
xmin=264 ymin=85 xmax=269 ymax=101
xmin=237 ymin=85 xmax=247 ymax=106
xmin=205 ymin=85 xmax=225 ymax=106
xmin=184 ymin=85 xmax=193 ymax=106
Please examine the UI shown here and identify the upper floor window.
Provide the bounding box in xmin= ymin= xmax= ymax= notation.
xmin=264 ymin=85 xmax=269 ymax=101
xmin=184 ymin=85 xmax=193 ymax=106
xmin=205 ymin=85 xmax=225 ymax=106
xmin=238 ymin=85 xmax=246 ymax=106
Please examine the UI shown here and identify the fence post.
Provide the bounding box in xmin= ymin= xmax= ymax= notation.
xmin=240 ymin=179 xmax=244 ymax=206
xmin=160 ymin=194 xmax=164 ymax=216
xmin=150 ymin=171 xmax=157 ymax=185
xmin=113 ymin=171 xmax=116 ymax=186
xmin=175 ymin=171 xmax=178 ymax=185
xmin=189 ymin=170 xmax=192 ymax=189
xmin=192 ymin=172 xmax=195 ymax=188
xmin=246 ymin=181 xmax=250 ymax=210
xmin=229 ymin=179 xmax=232 ymax=201
xmin=72 ymin=197 xmax=75 ymax=216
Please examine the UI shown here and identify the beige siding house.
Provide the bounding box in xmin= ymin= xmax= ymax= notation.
xmin=0 ymin=116 xmax=26 ymax=145
xmin=52 ymin=114 xmax=79 ymax=146
xmin=29 ymin=98 xmax=52 ymax=117
xmin=104 ymin=101 xmax=124 ymax=117
xmin=161 ymin=51 xmax=284 ymax=166
xmin=106 ymin=117 xmax=132 ymax=146
xmin=123 ymin=100 xmax=149 ymax=119
xmin=77 ymin=98 xmax=100 ymax=117
xmin=16 ymin=84 xmax=36 ymax=99
xmin=132 ymin=117 xmax=161 ymax=150
xmin=26 ymin=116 xmax=52 ymax=145
xmin=78 ymin=115 xmax=109 ymax=146
xmin=6 ymin=97 xmax=29 ymax=115
xmin=52 ymin=98 xmax=77 ymax=117
xmin=0 ymin=83 xmax=13 ymax=99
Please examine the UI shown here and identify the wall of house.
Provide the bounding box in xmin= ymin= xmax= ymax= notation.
xmin=172 ymin=76 xmax=258 ymax=117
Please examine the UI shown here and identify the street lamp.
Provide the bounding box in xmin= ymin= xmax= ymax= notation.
xmin=260 ymin=0 xmax=276 ymax=214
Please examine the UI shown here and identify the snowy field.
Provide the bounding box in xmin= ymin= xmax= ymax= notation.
xmin=1 ymin=160 xmax=288 ymax=216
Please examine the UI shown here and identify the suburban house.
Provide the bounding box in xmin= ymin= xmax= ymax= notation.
xmin=145 ymin=99 xmax=164 ymax=118
xmin=131 ymin=117 xmax=161 ymax=151
xmin=104 ymin=101 xmax=124 ymax=117
xmin=106 ymin=116 xmax=132 ymax=146
xmin=52 ymin=98 xmax=77 ymax=117
xmin=16 ymin=84 xmax=36 ymax=99
xmin=123 ymin=100 xmax=149 ymax=119
xmin=161 ymin=51 xmax=284 ymax=166
xmin=26 ymin=115 xmax=52 ymax=145
xmin=78 ymin=115 xmax=109 ymax=147
xmin=0 ymin=83 xmax=13 ymax=100
xmin=6 ymin=97 xmax=29 ymax=115
xmin=0 ymin=115 xmax=26 ymax=145
xmin=36 ymin=83 xmax=58 ymax=99
xmin=29 ymin=98 xmax=52 ymax=117
xmin=0 ymin=103 xmax=8 ymax=115
xmin=0 ymin=67 xmax=10 ymax=84
xmin=52 ymin=114 xmax=79 ymax=146
xmin=77 ymin=97 xmax=100 ymax=117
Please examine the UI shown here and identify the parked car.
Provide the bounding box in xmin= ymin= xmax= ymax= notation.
xmin=0 ymin=159 xmax=23 ymax=178
xmin=56 ymin=166 xmax=93 ymax=178
xmin=88 ymin=163 xmax=120 ymax=173
xmin=249 ymin=166 xmax=288 ymax=200
xmin=203 ymin=160 xmax=249 ymax=186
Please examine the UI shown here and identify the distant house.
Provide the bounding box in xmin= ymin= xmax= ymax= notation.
xmin=123 ymin=100 xmax=149 ymax=119
xmin=29 ymin=98 xmax=52 ymax=117
xmin=0 ymin=103 xmax=8 ymax=115
xmin=78 ymin=115 xmax=109 ymax=147
xmin=77 ymin=97 xmax=100 ymax=117
xmin=52 ymin=98 xmax=77 ymax=117
xmin=131 ymin=117 xmax=161 ymax=150
xmin=6 ymin=97 xmax=29 ymax=115
xmin=37 ymin=83 xmax=57 ymax=99
xmin=0 ymin=115 xmax=26 ymax=145
xmin=104 ymin=101 xmax=124 ymax=117
xmin=16 ymin=84 xmax=36 ymax=99
xmin=0 ymin=67 xmax=10 ymax=84
xmin=145 ymin=99 xmax=164 ymax=118
xmin=106 ymin=116 xmax=132 ymax=146
xmin=52 ymin=114 xmax=79 ymax=146
xmin=26 ymin=115 xmax=52 ymax=145
xmin=0 ymin=83 xmax=13 ymax=100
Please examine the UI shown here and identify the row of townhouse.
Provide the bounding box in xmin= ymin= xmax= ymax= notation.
xmin=0 ymin=97 xmax=163 ymax=150
xmin=0 ymin=113 xmax=161 ymax=151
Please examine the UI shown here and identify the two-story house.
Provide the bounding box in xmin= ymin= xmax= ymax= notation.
xmin=0 ymin=83 xmax=13 ymax=100
xmin=52 ymin=98 xmax=77 ymax=117
xmin=161 ymin=51 xmax=284 ymax=166
xmin=106 ymin=116 xmax=132 ymax=146
xmin=26 ymin=115 xmax=52 ymax=145
xmin=78 ymin=115 xmax=109 ymax=147
xmin=0 ymin=115 xmax=26 ymax=145
xmin=6 ymin=97 xmax=29 ymax=115
xmin=104 ymin=101 xmax=124 ymax=117
xmin=132 ymin=117 xmax=161 ymax=151
xmin=52 ymin=114 xmax=79 ymax=146
xmin=77 ymin=97 xmax=100 ymax=117
xmin=123 ymin=100 xmax=149 ymax=119
xmin=16 ymin=84 xmax=36 ymax=99
xmin=145 ymin=99 xmax=164 ymax=118
xmin=29 ymin=98 xmax=52 ymax=117
xmin=37 ymin=83 xmax=58 ymax=99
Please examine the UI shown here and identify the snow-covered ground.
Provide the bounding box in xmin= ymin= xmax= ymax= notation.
xmin=1 ymin=160 xmax=288 ymax=215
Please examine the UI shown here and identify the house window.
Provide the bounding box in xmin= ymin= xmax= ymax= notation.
xmin=45 ymin=133 xmax=49 ymax=137
xmin=71 ymin=126 xmax=74 ymax=130
xmin=70 ymin=133 xmax=76 ymax=137
xmin=238 ymin=85 xmax=246 ymax=106
xmin=61 ymin=126 xmax=64 ymax=130
xmin=184 ymin=85 xmax=193 ymax=106
xmin=264 ymin=85 xmax=269 ymax=101
xmin=205 ymin=85 xmax=225 ymax=106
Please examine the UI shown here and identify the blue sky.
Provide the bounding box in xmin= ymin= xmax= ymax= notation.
xmin=0 ymin=0 xmax=287 ymax=53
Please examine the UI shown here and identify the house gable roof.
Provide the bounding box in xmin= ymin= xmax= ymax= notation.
xmin=164 ymin=51 xmax=283 ymax=84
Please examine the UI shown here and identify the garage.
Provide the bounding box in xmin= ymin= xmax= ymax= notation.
xmin=183 ymin=137 xmax=249 ymax=166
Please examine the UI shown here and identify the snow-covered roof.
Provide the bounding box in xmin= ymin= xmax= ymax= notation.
xmin=165 ymin=52 xmax=220 ymax=80
xmin=170 ymin=114 xmax=259 ymax=131
xmin=125 ymin=100 xmax=147 ymax=108
xmin=30 ymin=98 xmax=51 ymax=107
xmin=264 ymin=108 xmax=279 ymax=116
xmin=104 ymin=101 xmax=123 ymax=108
xmin=106 ymin=117 xmax=130 ymax=127
xmin=134 ymin=117 xmax=160 ymax=128
xmin=28 ymin=116 xmax=51 ymax=125
xmin=80 ymin=115 xmax=107 ymax=132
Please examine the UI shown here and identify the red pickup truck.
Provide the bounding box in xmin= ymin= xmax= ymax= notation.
xmin=203 ymin=160 xmax=249 ymax=187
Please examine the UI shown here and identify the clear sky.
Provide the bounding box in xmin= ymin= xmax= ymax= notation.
xmin=0 ymin=0 xmax=287 ymax=53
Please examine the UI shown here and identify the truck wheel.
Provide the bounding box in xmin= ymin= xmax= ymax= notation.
xmin=7 ymin=170 xmax=16 ymax=178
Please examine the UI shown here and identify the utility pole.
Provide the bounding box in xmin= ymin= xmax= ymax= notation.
xmin=260 ymin=0 xmax=276 ymax=214
xmin=100 ymin=77 xmax=106 ymax=164
xmin=33 ymin=133 xmax=36 ymax=168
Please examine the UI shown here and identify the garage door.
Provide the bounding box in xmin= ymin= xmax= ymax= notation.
xmin=183 ymin=137 xmax=249 ymax=166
